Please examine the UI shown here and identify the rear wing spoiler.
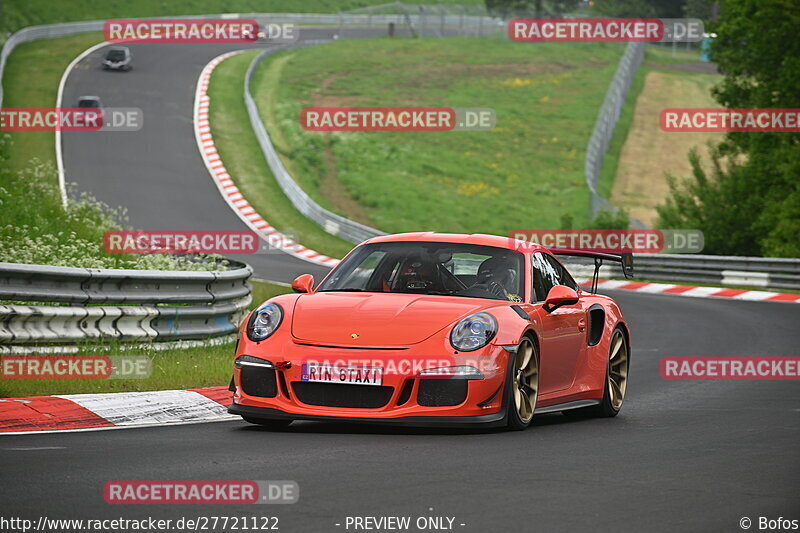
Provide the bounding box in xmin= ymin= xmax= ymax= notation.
xmin=551 ymin=250 xmax=634 ymax=293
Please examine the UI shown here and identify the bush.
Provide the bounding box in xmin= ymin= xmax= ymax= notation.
xmin=589 ymin=208 xmax=630 ymax=230
xmin=0 ymin=152 xmax=226 ymax=270
xmin=658 ymin=144 xmax=800 ymax=258
xmin=657 ymin=0 xmax=800 ymax=258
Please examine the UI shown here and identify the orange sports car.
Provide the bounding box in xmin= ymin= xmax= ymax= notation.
xmin=228 ymin=232 xmax=633 ymax=430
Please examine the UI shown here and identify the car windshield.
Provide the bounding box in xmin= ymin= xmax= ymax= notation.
xmin=78 ymin=99 xmax=99 ymax=108
xmin=106 ymin=49 xmax=126 ymax=61
xmin=318 ymin=241 xmax=524 ymax=301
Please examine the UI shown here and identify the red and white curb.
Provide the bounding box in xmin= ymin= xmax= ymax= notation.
xmin=4 ymin=280 xmax=794 ymax=435
xmin=587 ymin=279 xmax=800 ymax=303
xmin=0 ymin=387 xmax=235 ymax=435
xmin=194 ymin=51 xmax=340 ymax=268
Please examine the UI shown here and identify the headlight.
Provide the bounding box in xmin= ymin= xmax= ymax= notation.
xmin=450 ymin=312 xmax=497 ymax=352
xmin=235 ymin=355 xmax=275 ymax=369
xmin=246 ymin=302 xmax=283 ymax=341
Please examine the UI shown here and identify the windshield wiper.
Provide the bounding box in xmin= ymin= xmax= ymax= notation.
xmin=423 ymin=291 xmax=458 ymax=296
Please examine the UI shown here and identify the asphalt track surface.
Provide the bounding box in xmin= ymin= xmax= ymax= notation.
xmin=2 ymin=292 xmax=799 ymax=531
xmin=60 ymin=28 xmax=362 ymax=283
xmin=60 ymin=25 xmax=422 ymax=283
xmin=3 ymin=26 xmax=799 ymax=533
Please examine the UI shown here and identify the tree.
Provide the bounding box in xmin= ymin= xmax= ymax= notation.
xmin=657 ymin=0 xmax=800 ymax=257
xmin=589 ymin=208 xmax=630 ymax=230
xmin=709 ymin=0 xmax=800 ymax=154
xmin=683 ymin=0 xmax=715 ymax=19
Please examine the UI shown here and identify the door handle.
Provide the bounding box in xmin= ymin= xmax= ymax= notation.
xmin=578 ymin=318 xmax=587 ymax=332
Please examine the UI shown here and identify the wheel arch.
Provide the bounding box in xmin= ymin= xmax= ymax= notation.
xmin=520 ymin=327 xmax=539 ymax=351
xmin=614 ymin=319 xmax=631 ymax=349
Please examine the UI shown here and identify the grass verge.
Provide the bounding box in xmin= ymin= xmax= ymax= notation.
xmin=0 ymin=32 xmax=236 ymax=269
xmin=0 ymin=280 xmax=292 ymax=397
xmin=252 ymin=37 xmax=627 ymax=235
xmin=208 ymin=51 xmax=354 ymax=259
xmin=0 ymin=32 xmax=104 ymax=174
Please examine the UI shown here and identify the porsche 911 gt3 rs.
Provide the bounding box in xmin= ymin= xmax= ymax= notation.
xmin=228 ymin=232 xmax=632 ymax=430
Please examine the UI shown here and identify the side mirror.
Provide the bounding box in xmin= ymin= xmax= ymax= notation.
xmin=543 ymin=285 xmax=579 ymax=313
xmin=291 ymin=274 xmax=315 ymax=294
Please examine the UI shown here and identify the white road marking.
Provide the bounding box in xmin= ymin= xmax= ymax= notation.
xmin=55 ymin=390 xmax=236 ymax=426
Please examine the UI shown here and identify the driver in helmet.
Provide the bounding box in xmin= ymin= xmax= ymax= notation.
xmin=473 ymin=255 xmax=520 ymax=300
xmin=392 ymin=255 xmax=439 ymax=292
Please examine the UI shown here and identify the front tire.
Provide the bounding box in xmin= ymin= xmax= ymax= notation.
xmin=506 ymin=336 xmax=539 ymax=431
xmin=242 ymin=416 xmax=293 ymax=430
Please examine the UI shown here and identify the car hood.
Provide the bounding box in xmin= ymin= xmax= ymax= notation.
xmin=290 ymin=292 xmax=494 ymax=346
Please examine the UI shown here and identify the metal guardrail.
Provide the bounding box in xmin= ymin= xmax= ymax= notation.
xmin=333 ymin=6 xmax=502 ymax=39
xmin=563 ymin=254 xmax=800 ymax=291
xmin=584 ymin=41 xmax=646 ymax=220
xmin=244 ymin=45 xmax=387 ymax=244
xmin=0 ymin=261 xmax=253 ymax=345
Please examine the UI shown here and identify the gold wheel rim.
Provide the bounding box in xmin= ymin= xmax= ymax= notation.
xmin=608 ymin=330 xmax=628 ymax=410
xmin=513 ymin=338 xmax=538 ymax=424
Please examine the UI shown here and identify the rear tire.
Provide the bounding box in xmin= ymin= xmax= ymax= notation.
xmin=506 ymin=336 xmax=539 ymax=431
xmin=242 ymin=417 xmax=293 ymax=430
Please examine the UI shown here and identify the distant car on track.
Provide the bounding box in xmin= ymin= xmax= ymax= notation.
xmin=77 ymin=95 xmax=102 ymax=108
xmin=102 ymin=46 xmax=131 ymax=71
xmin=229 ymin=232 xmax=633 ymax=431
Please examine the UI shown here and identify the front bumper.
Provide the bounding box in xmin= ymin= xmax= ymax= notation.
xmin=228 ymin=403 xmax=508 ymax=428
xmin=230 ymin=340 xmax=512 ymax=427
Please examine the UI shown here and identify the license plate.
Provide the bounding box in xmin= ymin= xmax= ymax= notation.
xmin=301 ymin=363 xmax=383 ymax=386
